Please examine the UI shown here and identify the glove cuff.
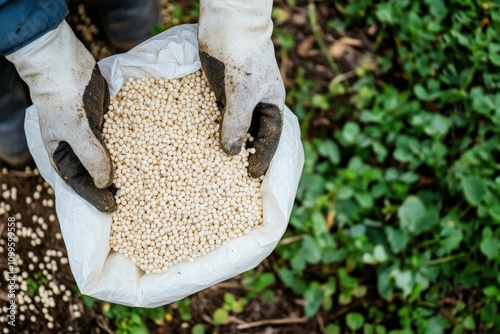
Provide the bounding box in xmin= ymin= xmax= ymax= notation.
xmin=199 ymin=0 xmax=274 ymax=50
xmin=6 ymin=20 xmax=95 ymax=98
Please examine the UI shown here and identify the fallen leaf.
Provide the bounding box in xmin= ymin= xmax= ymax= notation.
xmin=328 ymin=37 xmax=362 ymax=59
xmin=328 ymin=42 xmax=349 ymax=59
xmin=297 ymin=36 xmax=316 ymax=58
xmin=326 ymin=204 xmax=335 ymax=230
xmin=338 ymin=36 xmax=363 ymax=47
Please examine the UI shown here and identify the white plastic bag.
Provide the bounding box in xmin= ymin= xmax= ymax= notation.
xmin=24 ymin=24 xmax=304 ymax=307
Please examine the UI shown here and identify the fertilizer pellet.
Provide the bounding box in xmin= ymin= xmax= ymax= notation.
xmin=103 ymin=71 xmax=264 ymax=274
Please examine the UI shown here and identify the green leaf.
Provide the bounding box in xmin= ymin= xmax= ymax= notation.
xmin=317 ymin=139 xmax=340 ymax=165
xmin=375 ymin=4 xmax=395 ymax=24
xmin=329 ymin=81 xmax=347 ymax=95
xmin=378 ymin=266 xmax=394 ymax=299
xmin=323 ymin=247 xmax=347 ymax=264
xmin=312 ymin=94 xmax=330 ymax=110
xmin=81 ymin=295 xmax=96 ymax=308
xmin=279 ymin=268 xmax=307 ymax=294
xmin=311 ymin=211 xmax=328 ymax=236
xmin=213 ymin=308 xmax=229 ymax=325
xmin=488 ymin=205 xmax=500 ymax=222
xmin=398 ymin=196 xmax=438 ymax=235
xmin=342 ymin=122 xmax=360 ymax=144
xmin=290 ymin=252 xmax=307 ymax=272
xmin=224 ymin=292 xmax=235 ymax=306
xmin=339 ymin=291 xmax=353 ymax=305
xmin=409 ymin=282 xmax=423 ymax=303
xmin=471 ymin=88 xmax=494 ymax=114
xmin=392 ymin=269 xmax=414 ymax=297
xmin=274 ymin=31 xmax=295 ymax=51
xmin=192 ymin=324 xmax=206 ymax=334
xmin=130 ymin=313 xmax=144 ymax=325
xmin=232 ymin=300 xmax=245 ymax=314
xmin=425 ymin=316 xmax=447 ymax=334
xmin=452 ymin=325 xmax=464 ymax=334
xmin=463 ymin=314 xmax=476 ymax=330
xmin=375 ymin=325 xmax=387 ymax=334
xmin=301 ymin=236 xmax=322 ymax=264
xmin=346 ymin=312 xmax=365 ymax=330
xmin=363 ymin=245 xmax=388 ymax=264
xmin=426 ymin=0 xmax=447 ymax=19
xmin=372 ymin=141 xmax=388 ymax=162
xmin=355 ymin=193 xmax=374 ymax=209
xmin=148 ymin=307 xmax=168 ymax=324
xmin=400 ymin=172 xmax=419 ymax=184
xmin=490 ymin=54 xmax=500 ymax=67
xmin=352 ymin=285 xmax=367 ymax=298
xmin=440 ymin=226 xmax=463 ymax=254
xmin=251 ymin=272 xmax=275 ymax=292
xmin=176 ymin=298 xmax=192 ymax=321
xmin=271 ymin=7 xmax=288 ymax=24
xmin=385 ymin=227 xmax=409 ymax=254
xmin=321 ymin=278 xmax=337 ymax=310
xmin=304 ymin=282 xmax=324 ymax=317
xmin=482 ymin=227 xmax=493 ymax=238
xmin=414 ymin=84 xmax=429 ymax=100
xmin=373 ymin=245 xmax=388 ymax=262
xmin=483 ymin=285 xmax=500 ymax=298
xmin=126 ymin=324 xmax=149 ymax=334
xmin=424 ymin=114 xmax=451 ymax=138
xmin=26 ymin=278 xmax=39 ymax=297
xmin=415 ymin=267 xmax=437 ymax=291
xmin=461 ymin=176 xmax=488 ymax=206
xmin=326 ymin=324 xmax=341 ymax=334
xmin=337 ymin=186 xmax=354 ymax=200
xmin=480 ymin=237 xmax=499 ymax=259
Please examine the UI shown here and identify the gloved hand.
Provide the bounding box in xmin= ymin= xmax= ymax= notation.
xmin=6 ymin=21 xmax=116 ymax=213
xmin=198 ymin=0 xmax=285 ymax=178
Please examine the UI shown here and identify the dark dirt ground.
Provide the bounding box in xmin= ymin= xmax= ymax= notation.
xmin=0 ymin=1 xmax=375 ymax=333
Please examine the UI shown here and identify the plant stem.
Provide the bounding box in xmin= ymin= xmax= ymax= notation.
xmin=426 ymin=252 xmax=467 ymax=266
xmin=417 ymin=300 xmax=439 ymax=308
xmin=449 ymin=199 xmax=464 ymax=215
xmin=416 ymin=238 xmax=440 ymax=249
xmin=461 ymin=50 xmax=480 ymax=90
xmin=459 ymin=205 xmax=473 ymax=220
xmin=308 ymin=2 xmax=340 ymax=76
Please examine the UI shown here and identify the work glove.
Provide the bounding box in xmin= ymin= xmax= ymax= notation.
xmin=199 ymin=0 xmax=285 ymax=178
xmin=6 ymin=21 xmax=116 ymax=213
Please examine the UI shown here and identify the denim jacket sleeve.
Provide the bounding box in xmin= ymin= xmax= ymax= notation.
xmin=0 ymin=0 xmax=68 ymax=55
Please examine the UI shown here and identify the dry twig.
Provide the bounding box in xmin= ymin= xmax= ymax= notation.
xmin=317 ymin=313 xmax=327 ymax=334
xmin=236 ymin=317 xmax=308 ymax=330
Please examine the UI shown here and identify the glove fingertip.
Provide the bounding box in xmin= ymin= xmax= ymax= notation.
xmin=220 ymin=115 xmax=247 ymax=156
xmin=245 ymin=103 xmax=284 ymax=178
xmin=247 ymin=154 xmax=268 ymax=178
xmin=69 ymin=135 xmax=114 ymax=189
xmin=97 ymin=195 xmax=118 ymax=213
xmin=221 ymin=137 xmax=244 ymax=155
xmin=52 ymin=141 xmax=117 ymax=213
xmin=93 ymin=164 xmax=113 ymax=189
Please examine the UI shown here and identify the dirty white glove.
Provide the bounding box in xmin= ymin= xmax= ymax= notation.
xmin=6 ymin=21 xmax=116 ymax=213
xmin=199 ymin=0 xmax=285 ymax=177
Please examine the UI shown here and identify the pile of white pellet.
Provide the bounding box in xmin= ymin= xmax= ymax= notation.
xmin=0 ymin=167 xmax=79 ymax=332
xmin=103 ymin=71 xmax=264 ymax=274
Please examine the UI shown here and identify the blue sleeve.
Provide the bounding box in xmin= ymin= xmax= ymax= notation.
xmin=0 ymin=0 xmax=68 ymax=55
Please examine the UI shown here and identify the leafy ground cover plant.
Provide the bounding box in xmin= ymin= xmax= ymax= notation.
xmin=276 ymin=0 xmax=500 ymax=332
